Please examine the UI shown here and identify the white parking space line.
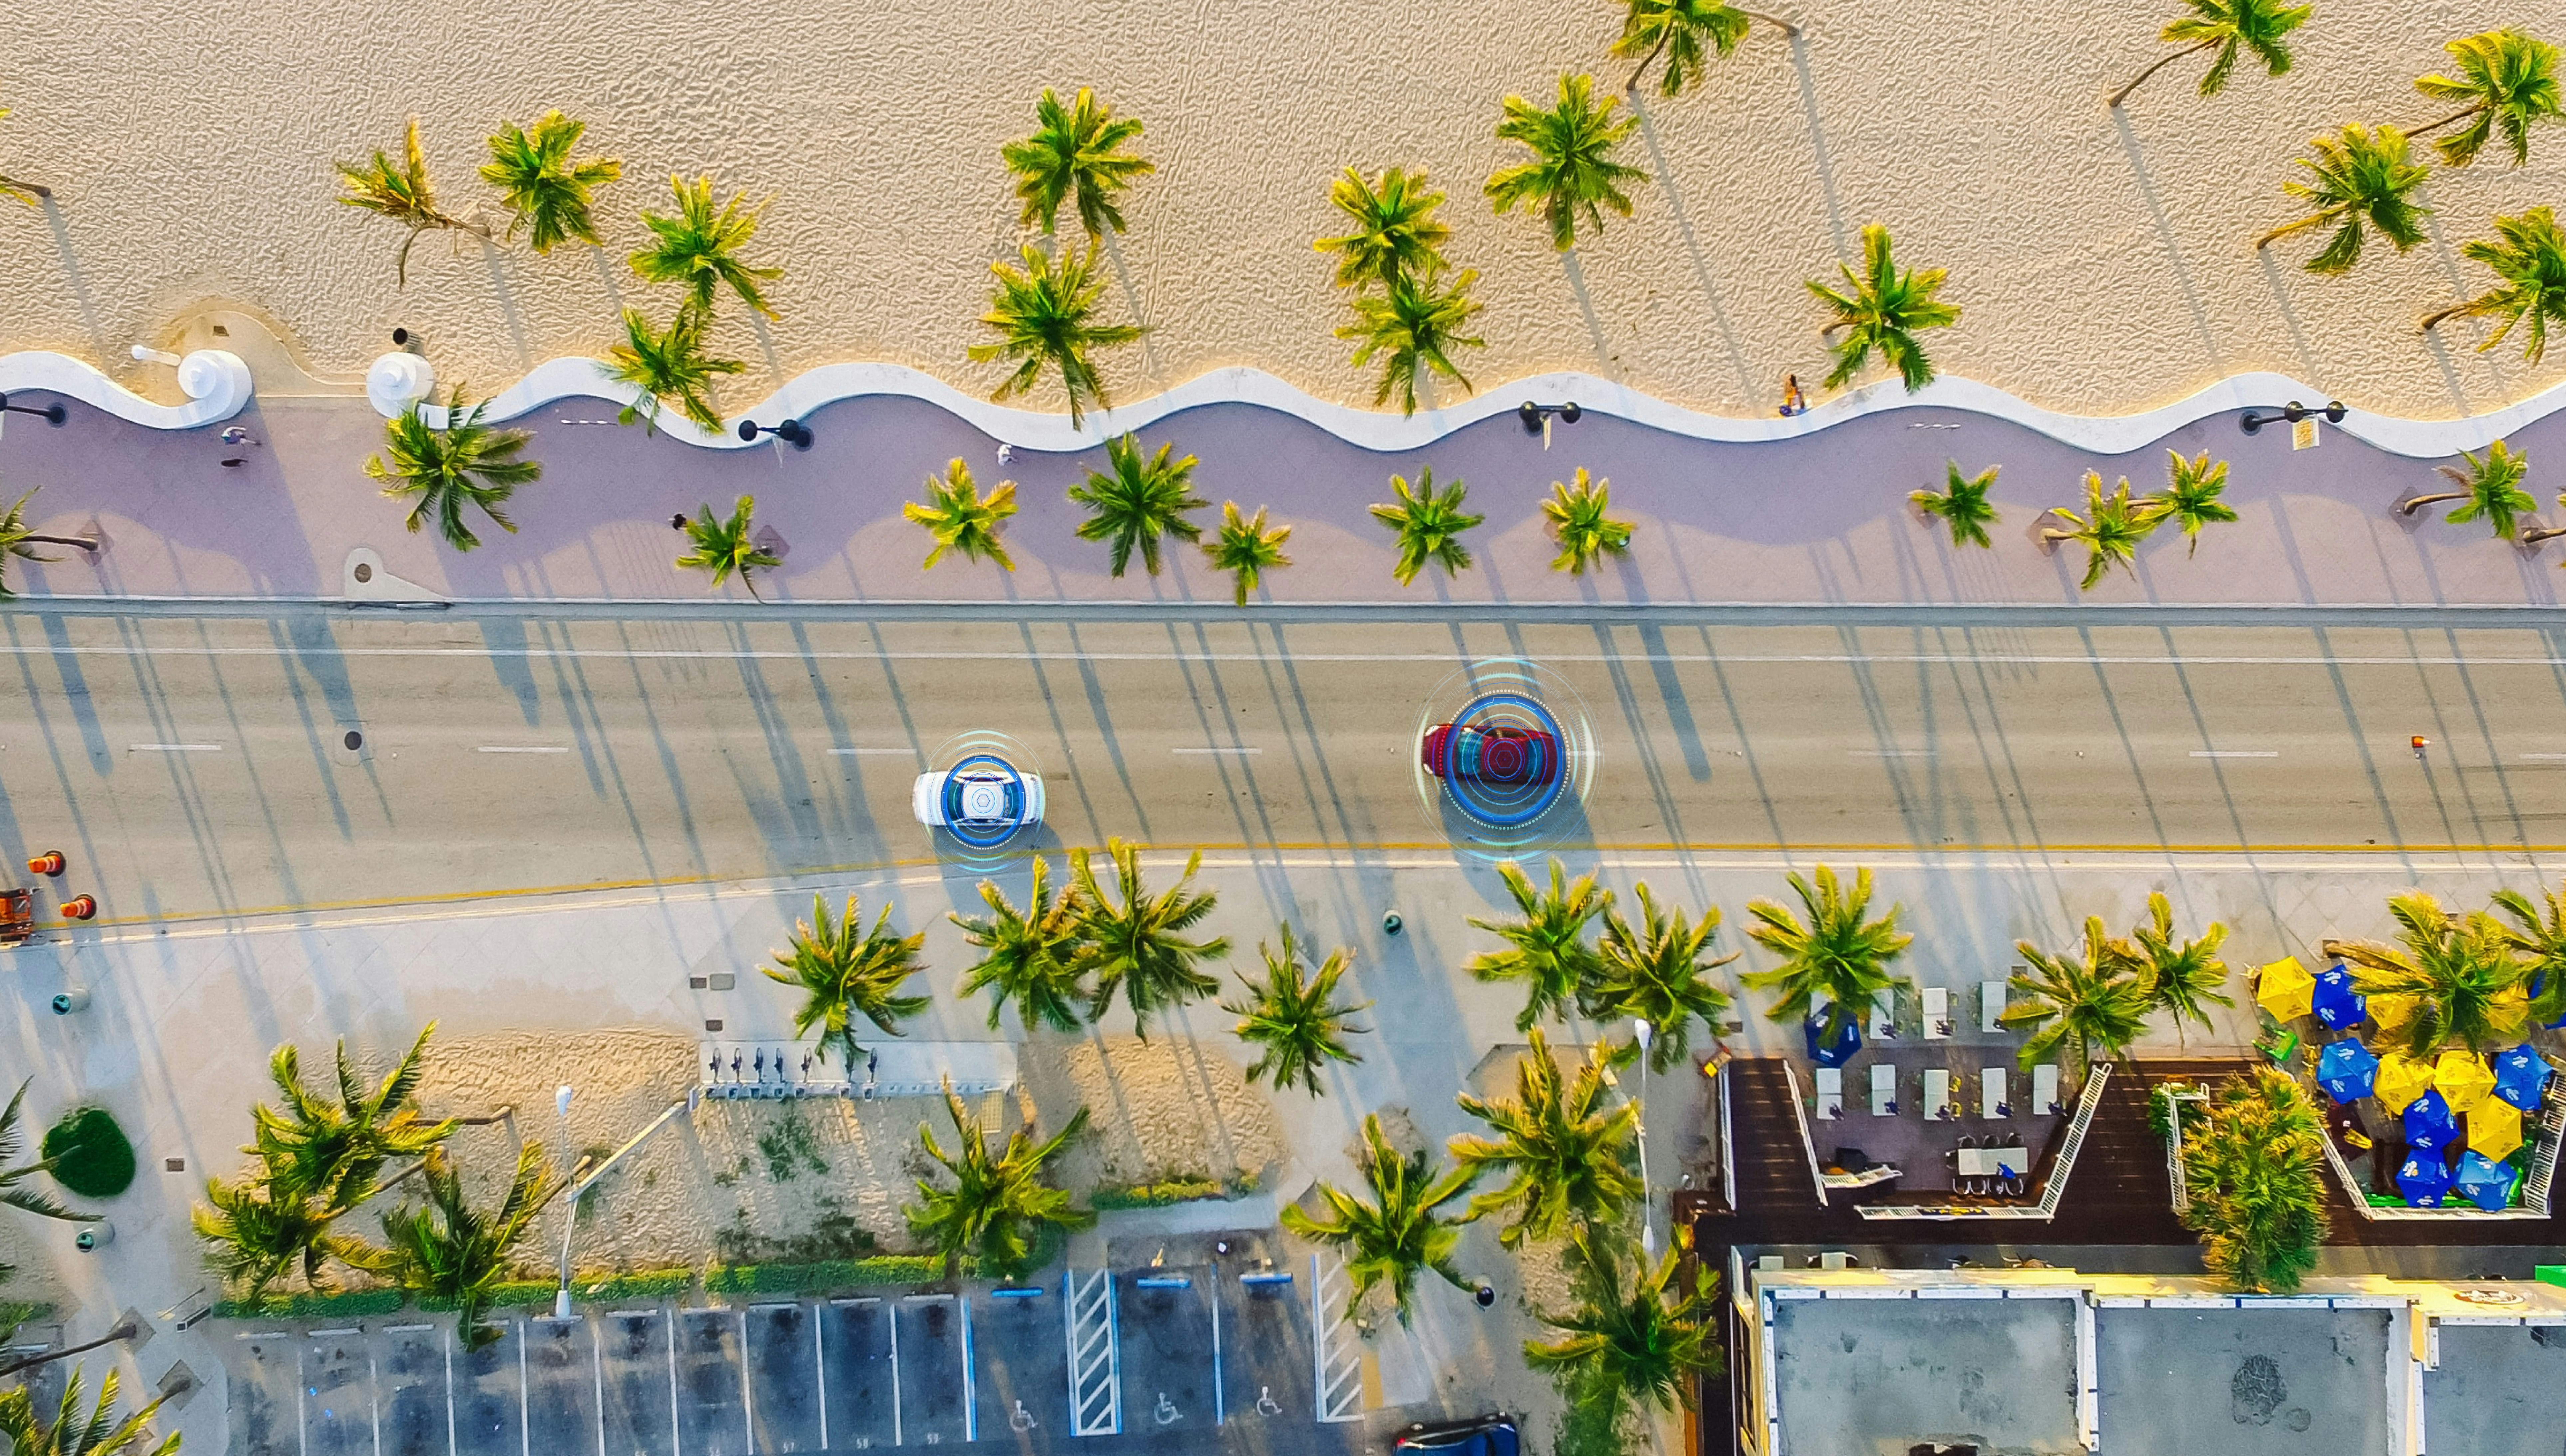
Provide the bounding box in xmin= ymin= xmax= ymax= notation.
xmin=828 ymin=748 xmax=913 ymax=756
xmin=128 ymin=742 xmax=220 ymax=752
xmin=474 ymin=746 xmax=569 ymax=755
xmin=2190 ymin=750 xmax=2280 ymax=758
xmin=1172 ymin=747 xmax=1261 ymax=756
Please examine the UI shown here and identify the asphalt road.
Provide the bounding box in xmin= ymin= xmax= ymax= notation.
xmin=5 ymin=608 xmax=2566 ymax=922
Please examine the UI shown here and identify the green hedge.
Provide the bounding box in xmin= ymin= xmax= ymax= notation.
xmin=707 ymin=1256 xmax=946 ymax=1293
xmin=41 ymin=1107 xmax=135 ymax=1200
xmin=1091 ymin=1171 xmax=1259 ymax=1210
xmin=212 ymin=1288 xmax=405 ymax=1320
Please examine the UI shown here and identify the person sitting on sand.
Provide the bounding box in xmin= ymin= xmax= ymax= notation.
xmin=1778 ymin=374 xmax=1808 ymax=417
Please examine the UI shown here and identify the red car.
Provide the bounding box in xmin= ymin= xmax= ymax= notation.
xmin=1421 ymin=723 xmax=1558 ymax=787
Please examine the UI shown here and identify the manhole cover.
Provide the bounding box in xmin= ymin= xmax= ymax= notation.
xmin=342 ymin=729 xmax=363 ymax=751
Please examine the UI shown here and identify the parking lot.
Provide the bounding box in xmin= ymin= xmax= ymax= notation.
xmin=220 ymin=1236 xmax=1361 ymax=1456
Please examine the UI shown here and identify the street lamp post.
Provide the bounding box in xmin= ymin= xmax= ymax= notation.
xmin=0 ymin=392 xmax=69 ymax=432
xmin=1632 ymin=1018 xmax=1655 ymax=1258
xmin=2238 ymin=399 xmax=2345 ymax=435
xmin=737 ymin=418 xmax=814 ymax=451
xmin=553 ymin=1085 xmax=575 ymax=1319
xmin=1516 ymin=400 xmax=1582 ymax=449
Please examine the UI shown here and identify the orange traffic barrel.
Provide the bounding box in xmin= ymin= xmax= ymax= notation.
xmin=25 ymin=852 xmax=62 ymax=877
xmin=61 ymin=895 xmax=96 ymax=921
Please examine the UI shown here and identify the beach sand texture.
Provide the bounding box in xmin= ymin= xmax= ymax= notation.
xmin=4 ymin=0 xmax=2562 ymax=422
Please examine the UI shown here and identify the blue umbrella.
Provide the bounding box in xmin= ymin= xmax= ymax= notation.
xmin=2310 ymin=964 xmax=2367 ymax=1031
xmin=1804 ymin=1015 xmax=1862 ymax=1069
xmin=2493 ymin=1043 xmax=2553 ymax=1111
xmin=2403 ymin=1089 xmax=2459 ymax=1153
xmin=2454 ymin=1151 xmax=2517 ymax=1212
xmin=2316 ymin=1039 xmax=2379 ymax=1103
xmin=2398 ymin=1152 xmax=2454 ymax=1207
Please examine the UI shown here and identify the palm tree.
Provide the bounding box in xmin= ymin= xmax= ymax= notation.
xmin=905 ymin=1087 xmax=1093 ymax=1281
xmin=1001 ymin=87 xmax=1153 ymax=238
xmin=2420 ymin=208 xmax=2566 ymax=364
xmin=1070 ymin=434 xmax=1205 ymax=578
xmin=1485 ymin=74 xmax=1645 ymax=252
xmin=480 ymin=110 xmax=621 ymax=253
xmin=249 ymin=1025 xmax=457 ymax=1211
xmin=2109 ymin=0 xmax=2312 ymax=108
xmin=193 ymin=1175 xmax=356 ymax=1299
xmin=1203 ymin=502 xmax=1292 ymax=606
xmin=353 ymin=1143 xmax=555 ymax=1351
xmin=1450 ymin=1029 xmax=1641 ymax=1248
xmin=335 ymin=117 xmax=489 ymax=287
xmin=764 ymin=893 xmax=930 ymax=1070
xmin=952 ymin=859 xmax=1089 ymax=1034
xmin=1587 ymin=884 xmax=1738 ymax=1074
xmin=0 ymin=487 xmax=98 ymax=600
xmin=2410 ymin=29 xmax=2561 ymax=168
xmin=603 ymin=304 xmax=742 ymax=435
xmin=2042 ymin=472 xmax=2165 ymax=590
xmin=1070 ymin=838 xmax=1231 ymax=1038
xmin=675 ymin=496 xmax=781 ymax=599
xmin=2398 ymin=440 xmax=2534 ymax=538
xmin=364 ymin=386 xmax=541 ymax=554
xmin=1371 ymin=467 xmax=1483 ymax=585
xmin=2325 ymin=891 xmax=2529 ymax=1058
xmin=2127 ymin=891 xmax=2234 ymax=1040
xmin=1543 ymin=468 xmax=1635 ymax=575
xmin=2153 ymin=449 xmax=2238 ymax=556
xmin=1280 ymin=1114 xmax=1476 ymax=1326
xmin=1468 ymin=860 xmax=1613 ymax=1032
xmin=1314 ymin=167 xmax=1451 ymax=290
xmin=2001 ymin=917 xmax=2154 ymax=1069
xmin=2492 ymin=878 xmax=2566 ymax=1025
xmin=630 ymin=175 xmax=781 ymax=318
xmin=970 ymin=243 xmax=1145 ymax=429
xmin=1806 ymin=224 xmax=1959 ymax=392
xmin=904 ymin=458 xmax=1018 ymax=571
xmin=1613 ymin=0 xmax=1795 ymax=98
xmin=1339 ymin=265 xmax=1485 ymax=416
xmin=0 ymin=1365 xmax=177 ymax=1456
xmin=2254 ymin=124 xmax=2431 ymax=276
xmin=0 ymin=106 xmax=50 ymax=206
xmin=0 ymin=1080 xmax=96 ymax=1251
xmin=1911 ymin=462 xmax=2000 ymax=549
xmin=1524 ymin=1230 xmax=1719 ymax=1417
xmin=1222 ymin=923 xmax=1370 ymax=1095
xmin=1739 ymin=864 xmax=1914 ymax=1047
xmin=2177 ymin=1067 xmax=2326 ymax=1293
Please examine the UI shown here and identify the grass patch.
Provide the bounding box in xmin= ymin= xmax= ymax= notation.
xmin=757 ymin=1112 xmax=830 ymax=1184
xmin=1091 ymin=1170 xmax=1259 ymax=1210
xmin=41 ymin=1107 xmax=135 ymax=1200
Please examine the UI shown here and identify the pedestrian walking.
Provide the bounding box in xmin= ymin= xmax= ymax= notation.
xmin=219 ymin=426 xmax=257 ymax=447
xmin=2412 ymin=734 xmax=2429 ymax=762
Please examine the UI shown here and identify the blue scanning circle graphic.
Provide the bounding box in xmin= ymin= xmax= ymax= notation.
xmin=1438 ymin=692 xmax=1570 ymax=829
xmin=939 ymin=752 xmax=1028 ymax=850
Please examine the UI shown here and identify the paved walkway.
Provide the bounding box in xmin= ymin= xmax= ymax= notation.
xmin=8 ymin=360 xmax=2566 ymax=608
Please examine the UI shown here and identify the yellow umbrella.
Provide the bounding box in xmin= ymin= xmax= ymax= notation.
xmin=2367 ymin=992 xmax=2419 ymax=1035
xmin=2375 ymin=1051 xmax=2435 ymax=1115
xmin=2470 ymin=1096 xmax=2524 ymax=1162
xmin=2256 ymin=957 xmax=2315 ymax=1021
xmin=2437 ymin=1049 xmax=2497 ymax=1114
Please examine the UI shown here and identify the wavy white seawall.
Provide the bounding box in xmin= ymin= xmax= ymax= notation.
xmin=364 ymin=352 xmax=2560 ymax=461
xmin=23 ymin=341 xmax=2562 ymax=461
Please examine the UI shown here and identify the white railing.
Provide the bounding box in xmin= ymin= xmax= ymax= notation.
xmin=2163 ymin=1086 xmax=2208 ymax=1216
xmin=1780 ymin=1062 xmax=1829 ymax=1208
xmin=2038 ymin=1063 xmax=2114 ymax=1217
xmin=1718 ymin=1056 xmax=1738 ymax=1214
xmin=2320 ymin=1085 xmax=2563 ymax=1221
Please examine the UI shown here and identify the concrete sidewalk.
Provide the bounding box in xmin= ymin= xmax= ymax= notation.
xmin=2 ymin=848 xmax=2556 ymax=1455
xmin=8 ymin=343 xmax=2566 ymax=609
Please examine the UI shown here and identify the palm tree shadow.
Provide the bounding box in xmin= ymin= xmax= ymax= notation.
xmin=2252 ymin=247 xmax=2326 ymax=384
xmin=477 ymin=241 xmax=536 ymax=371
xmin=1627 ymin=92 xmax=1758 ymax=400
xmin=40 ymin=199 xmax=110 ymax=360
xmin=591 ymin=244 xmax=627 ymax=314
xmin=1785 ymin=31 xmax=1852 ymax=259
xmin=1098 ymin=230 xmax=1166 ymax=386
xmin=1559 ymin=250 xmax=1619 ymax=381
xmin=745 ymin=311 xmax=788 ymax=387
xmin=2109 ymin=108 xmax=2224 ymax=373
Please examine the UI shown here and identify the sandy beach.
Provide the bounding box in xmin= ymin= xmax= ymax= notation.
xmin=2 ymin=0 xmax=2560 ymax=426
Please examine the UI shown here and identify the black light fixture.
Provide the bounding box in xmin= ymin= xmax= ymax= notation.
xmin=2239 ymin=399 xmax=2346 ymax=435
xmin=738 ymin=417 xmax=814 ymax=450
xmin=0 ymin=392 xmax=67 ymax=427
xmin=1382 ymin=911 xmax=1403 ymax=935
xmin=1517 ymin=400 xmax=1583 ymax=435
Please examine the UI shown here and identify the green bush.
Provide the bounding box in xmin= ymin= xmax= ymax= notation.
xmin=1091 ymin=1170 xmax=1259 ymax=1210
xmin=41 ymin=1107 xmax=135 ymax=1200
xmin=212 ymin=1288 xmax=405 ymax=1320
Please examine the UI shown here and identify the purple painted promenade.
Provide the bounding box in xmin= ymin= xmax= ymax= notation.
xmin=7 ymin=385 xmax=2566 ymax=607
